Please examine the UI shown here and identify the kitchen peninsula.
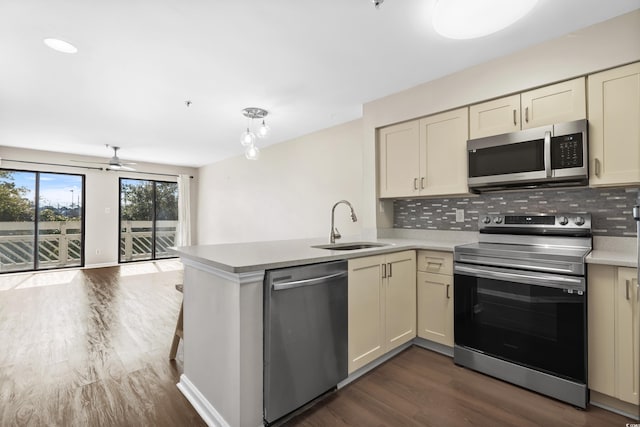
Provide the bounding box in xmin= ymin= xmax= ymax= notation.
xmin=172 ymin=232 xmax=475 ymax=427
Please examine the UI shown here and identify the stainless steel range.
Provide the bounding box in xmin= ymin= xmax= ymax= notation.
xmin=453 ymin=213 xmax=592 ymax=408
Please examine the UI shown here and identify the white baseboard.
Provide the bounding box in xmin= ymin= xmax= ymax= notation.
xmin=83 ymin=262 xmax=118 ymax=269
xmin=177 ymin=374 xmax=231 ymax=427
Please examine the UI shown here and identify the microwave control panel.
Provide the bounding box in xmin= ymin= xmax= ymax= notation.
xmin=551 ymin=133 xmax=583 ymax=169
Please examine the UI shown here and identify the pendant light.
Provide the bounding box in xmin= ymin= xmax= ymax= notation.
xmin=240 ymin=107 xmax=269 ymax=160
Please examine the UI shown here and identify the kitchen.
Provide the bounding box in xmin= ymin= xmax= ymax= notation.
xmin=1 ymin=1 xmax=640 ymax=427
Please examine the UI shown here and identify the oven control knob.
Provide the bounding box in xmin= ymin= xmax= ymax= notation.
xmin=558 ymin=216 xmax=569 ymax=225
xmin=482 ymin=216 xmax=491 ymax=224
xmin=574 ymin=216 xmax=585 ymax=226
xmin=493 ymin=217 xmax=503 ymax=224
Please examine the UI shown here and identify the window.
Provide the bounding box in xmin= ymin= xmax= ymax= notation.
xmin=0 ymin=169 xmax=84 ymax=273
xmin=119 ymin=178 xmax=178 ymax=263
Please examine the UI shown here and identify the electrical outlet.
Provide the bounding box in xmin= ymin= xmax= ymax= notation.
xmin=455 ymin=208 xmax=465 ymax=222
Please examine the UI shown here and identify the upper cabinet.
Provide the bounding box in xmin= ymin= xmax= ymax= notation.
xmin=378 ymin=107 xmax=468 ymax=198
xmin=469 ymin=77 xmax=586 ymax=139
xmin=378 ymin=120 xmax=421 ymax=198
xmin=588 ymin=62 xmax=640 ymax=187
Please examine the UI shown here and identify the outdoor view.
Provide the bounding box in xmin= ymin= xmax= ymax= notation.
xmin=119 ymin=178 xmax=178 ymax=262
xmin=0 ymin=170 xmax=83 ymax=273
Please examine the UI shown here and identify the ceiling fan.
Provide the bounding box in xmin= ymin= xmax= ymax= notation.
xmin=73 ymin=144 xmax=137 ymax=171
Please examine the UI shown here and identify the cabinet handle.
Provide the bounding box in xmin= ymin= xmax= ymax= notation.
xmin=446 ymin=284 xmax=450 ymax=299
xmin=382 ymin=263 xmax=387 ymax=279
xmin=594 ymin=158 xmax=601 ymax=178
xmin=525 ymin=106 xmax=529 ymax=123
xmin=420 ymin=177 xmax=425 ymax=189
xmin=413 ymin=178 xmax=418 ymax=190
xmin=388 ymin=263 xmax=392 ymax=278
xmin=513 ymin=109 xmax=517 ymax=126
xmin=626 ymin=279 xmax=630 ymax=300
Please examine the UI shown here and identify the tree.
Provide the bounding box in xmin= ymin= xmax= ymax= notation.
xmin=0 ymin=171 xmax=34 ymax=221
xmin=120 ymin=180 xmax=178 ymax=221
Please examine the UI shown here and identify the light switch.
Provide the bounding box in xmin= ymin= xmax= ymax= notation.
xmin=105 ymin=207 xmax=111 ymax=214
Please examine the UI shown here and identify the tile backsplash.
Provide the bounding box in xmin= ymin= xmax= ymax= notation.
xmin=393 ymin=187 xmax=640 ymax=237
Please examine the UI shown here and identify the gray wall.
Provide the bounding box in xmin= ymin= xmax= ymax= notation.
xmin=393 ymin=187 xmax=639 ymax=237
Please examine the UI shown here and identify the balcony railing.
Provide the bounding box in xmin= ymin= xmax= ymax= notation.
xmin=0 ymin=220 xmax=177 ymax=272
xmin=119 ymin=220 xmax=178 ymax=262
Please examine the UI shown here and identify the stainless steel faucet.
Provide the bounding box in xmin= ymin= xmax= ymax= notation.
xmin=330 ymin=200 xmax=358 ymax=243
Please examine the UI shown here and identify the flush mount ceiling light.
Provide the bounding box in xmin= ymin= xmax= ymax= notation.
xmin=240 ymin=107 xmax=270 ymax=160
xmin=43 ymin=38 xmax=78 ymax=54
xmin=432 ymin=0 xmax=538 ymax=39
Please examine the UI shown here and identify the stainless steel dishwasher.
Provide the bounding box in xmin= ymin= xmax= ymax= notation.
xmin=263 ymin=260 xmax=348 ymax=425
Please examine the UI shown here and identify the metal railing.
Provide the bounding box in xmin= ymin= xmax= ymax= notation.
xmin=0 ymin=220 xmax=177 ymax=272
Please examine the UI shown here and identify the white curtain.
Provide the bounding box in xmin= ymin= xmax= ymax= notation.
xmin=176 ymin=174 xmax=192 ymax=247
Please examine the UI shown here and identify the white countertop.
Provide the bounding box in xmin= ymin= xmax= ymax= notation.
xmin=173 ymin=232 xmax=638 ymax=273
xmin=173 ymin=231 xmax=477 ymax=273
xmin=586 ymin=236 xmax=637 ymax=268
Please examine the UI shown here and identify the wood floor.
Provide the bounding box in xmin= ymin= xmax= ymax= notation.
xmin=0 ymin=262 xmax=634 ymax=427
xmin=286 ymin=347 xmax=634 ymax=427
xmin=0 ymin=261 xmax=206 ymax=427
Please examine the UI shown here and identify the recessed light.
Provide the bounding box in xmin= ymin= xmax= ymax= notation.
xmin=432 ymin=0 xmax=538 ymax=40
xmin=43 ymin=38 xmax=78 ymax=54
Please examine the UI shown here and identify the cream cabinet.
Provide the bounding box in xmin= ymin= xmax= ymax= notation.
xmin=378 ymin=120 xmax=421 ymax=198
xmin=348 ymin=250 xmax=416 ymax=373
xmin=588 ymin=264 xmax=639 ymax=406
xmin=469 ymin=77 xmax=586 ymax=139
xmin=416 ymin=250 xmax=454 ymax=347
xmin=378 ymin=108 xmax=468 ymax=198
xmin=418 ymin=108 xmax=469 ymax=196
xmin=588 ymin=62 xmax=640 ymax=187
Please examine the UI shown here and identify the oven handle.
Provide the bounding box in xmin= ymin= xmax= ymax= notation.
xmin=454 ymin=264 xmax=585 ymax=292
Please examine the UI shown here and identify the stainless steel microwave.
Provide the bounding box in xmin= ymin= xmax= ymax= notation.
xmin=467 ymin=119 xmax=588 ymax=193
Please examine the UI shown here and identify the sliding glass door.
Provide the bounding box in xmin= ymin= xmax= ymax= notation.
xmin=119 ymin=178 xmax=178 ymax=263
xmin=0 ymin=169 xmax=84 ymax=273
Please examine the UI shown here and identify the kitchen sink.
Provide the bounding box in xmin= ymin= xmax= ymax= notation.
xmin=311 ymin=242 xmax=390 ymax=251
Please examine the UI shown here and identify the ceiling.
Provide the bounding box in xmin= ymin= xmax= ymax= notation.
xmin=1 ymin=1 xmax=638 ymax=168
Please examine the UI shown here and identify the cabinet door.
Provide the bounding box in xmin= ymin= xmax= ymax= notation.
xmin=384 ymin=251 xmax=416 ymax=351
xmin=469 ymin=94 xmax=520 ymax=139
xmin=588 ymin=264 xmax=616 ymax=396
xmin=417 ymin=271 xmax=453 ymax=347
xmin=378 ymin=120 xmax=421 ymax=198
xmin=348 ymin=255 xmax=386 ymax=373
xmin=419 ymin=107 xmax=469 ymax=196
xmin=616 ymin=267 xmax=639 ymax=405
xmin=520 ymin=77 xmax=586 ymax=129
xmin=588 ymin=62 xmax=640 ymax=187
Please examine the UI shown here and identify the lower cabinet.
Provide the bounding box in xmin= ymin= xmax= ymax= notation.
xmin=348 ymin=250 xmax=416 ymax=373
xmin=416 ymin=250 xmax=454 ymax=347
xmin=588 ymin=264 xmax=639 ymax=406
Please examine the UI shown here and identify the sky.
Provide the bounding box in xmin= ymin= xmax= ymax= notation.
xmin=2 ymin=171 xmax=82 ymax=208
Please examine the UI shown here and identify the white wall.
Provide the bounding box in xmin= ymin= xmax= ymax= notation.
xmin=197 ymin=119 xmax=363 ymax=244
xmin=197 ymin=11 xmax=640 ymax=246
xmin=0 ymin=146 xmax=198 ymax=267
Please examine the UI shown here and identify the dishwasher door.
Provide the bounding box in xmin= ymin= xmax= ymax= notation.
xmin=263 ymin=260 xmax=348 ymax=424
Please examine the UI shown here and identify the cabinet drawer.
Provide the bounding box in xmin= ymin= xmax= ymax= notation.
xmin=417 ymin=250 xmax=453 ymax=274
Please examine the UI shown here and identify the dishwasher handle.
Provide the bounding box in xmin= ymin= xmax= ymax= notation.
xmin=272 ymin=271 xmax=347 ymax=291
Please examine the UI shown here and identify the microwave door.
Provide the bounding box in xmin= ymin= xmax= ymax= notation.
xmin=467 ymin=125 xmax=553 ymax=187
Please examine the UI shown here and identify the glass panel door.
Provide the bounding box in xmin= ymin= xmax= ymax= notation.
xmin=37 ymin=173 xmax=84 ymax=270
xmin=119 ymin=178 xmax=178 ymax=263
xmin=0 ymin=171 xmax=36 ymax=273
xmin=120 ymin=179 xmax=153 ymax=262
xmin=154 ymin=181 xmax=178 ymax=259
xmin=0 ymin=169 xmax=84 ymax=273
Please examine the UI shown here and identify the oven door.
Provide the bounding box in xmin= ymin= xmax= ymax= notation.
xmin=454 ymin=263 xmax=586 ymax=384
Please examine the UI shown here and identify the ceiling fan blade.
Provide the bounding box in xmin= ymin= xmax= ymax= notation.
xmin=118 ymin=165 xmax=136 ymax=171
